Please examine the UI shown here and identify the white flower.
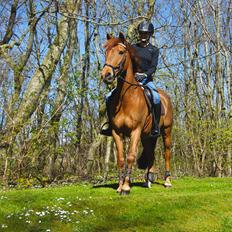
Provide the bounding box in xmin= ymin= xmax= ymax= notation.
xmin=83 ymin=210 xmax=88 ymax=214
xmin=1 ymin=224 xmax=8 ymax=228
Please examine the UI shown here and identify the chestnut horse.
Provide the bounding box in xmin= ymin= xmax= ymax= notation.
xmin=101 ymin=33 xmax=173 ymax=195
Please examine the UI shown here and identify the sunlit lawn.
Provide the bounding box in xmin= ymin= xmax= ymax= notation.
xmin=0 ymin=177 xmax=231 ymax=232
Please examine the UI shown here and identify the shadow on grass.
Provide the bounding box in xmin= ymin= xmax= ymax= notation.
xmin=93 ymin=181 xmax=164 ymax=190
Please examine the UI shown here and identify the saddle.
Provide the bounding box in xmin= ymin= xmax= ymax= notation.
xmin=144 ymin=87 xmax=165 ymax=115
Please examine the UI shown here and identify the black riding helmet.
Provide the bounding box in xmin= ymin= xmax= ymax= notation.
xmin=137 ymin=21 xmax=154 ymax=35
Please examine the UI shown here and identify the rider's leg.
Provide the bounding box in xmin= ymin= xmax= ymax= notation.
xmin=151 ymin=101 xmax=161 ymax=137
xmin=100 ymin=89 xmax=114 ymax=136
xmin=146 ymin=82 xmax=161 ymax=137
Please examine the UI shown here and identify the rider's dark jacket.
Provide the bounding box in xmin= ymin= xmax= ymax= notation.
xmin=132 ymin=43 xmax=159 ymax=84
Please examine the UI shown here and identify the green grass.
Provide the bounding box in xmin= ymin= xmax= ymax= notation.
xmin=0 ymin=177 xmax=231 ymax=232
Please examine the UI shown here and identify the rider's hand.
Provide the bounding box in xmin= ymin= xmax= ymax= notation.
xmin=135 ymin=73 xmax=147 ymax=82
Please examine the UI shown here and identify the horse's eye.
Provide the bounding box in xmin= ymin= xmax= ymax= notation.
xmin=119 ymin=51 xmax=124 ymax=55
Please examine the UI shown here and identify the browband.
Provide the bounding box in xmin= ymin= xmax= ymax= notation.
xmin=118 ymin=43 xmax=126 ymax=48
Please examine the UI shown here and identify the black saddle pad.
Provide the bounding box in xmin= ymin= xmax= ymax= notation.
xmin=144 ymin=87 xmax=165 ymax=115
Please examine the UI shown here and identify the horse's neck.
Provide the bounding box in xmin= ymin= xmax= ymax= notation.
xmin=117 ymin=59 xmax=137 ymax=96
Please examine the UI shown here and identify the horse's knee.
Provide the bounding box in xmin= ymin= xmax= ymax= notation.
xmin=117 ymin=158 xmax=124 ymax=168
xmin=127 ymin=154 xmax=136 ymax=164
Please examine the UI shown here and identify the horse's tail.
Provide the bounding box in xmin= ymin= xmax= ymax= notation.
xmin=137 ymin=136 xmax=157 ymax=170
xmin=137 ymin=149 xmax=149 ymax=170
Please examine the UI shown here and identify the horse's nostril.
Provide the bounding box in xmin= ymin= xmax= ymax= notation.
xmin=105 ymin=72 xmax=112 ymax=79
xmin=103 ymin=72 xmax=114 ymax=84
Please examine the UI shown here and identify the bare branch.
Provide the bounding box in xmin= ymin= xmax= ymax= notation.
xmin=0 ymin=0 xmax=19 ymax=45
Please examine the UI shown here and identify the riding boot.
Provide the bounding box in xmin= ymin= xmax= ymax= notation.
xmin=100 ymin=102 xmax=112 ymax=136
xmin=150 ymin=102 xmax=161 ymax=138
xmin=100 ymin=122 xmax=112 ymax=136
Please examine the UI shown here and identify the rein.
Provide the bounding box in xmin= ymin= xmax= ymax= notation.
xmin=118 ymin=76 xmax=146 ymax=88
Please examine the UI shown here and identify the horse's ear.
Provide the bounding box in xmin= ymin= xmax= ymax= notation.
xmin=119 ymin=32 xmax=125 ymax=42
xmin=107 ymin=33 xmax=113 ymax=40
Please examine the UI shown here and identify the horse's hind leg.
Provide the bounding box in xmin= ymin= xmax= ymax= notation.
xmin=163 ymin=127 xmax=172 ymax=187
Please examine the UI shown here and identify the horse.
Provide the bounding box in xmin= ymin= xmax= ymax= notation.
xmin=101 ymin=32 xmax=173 ymax=195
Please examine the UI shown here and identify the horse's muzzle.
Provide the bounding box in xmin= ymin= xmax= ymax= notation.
xmin=102 ymin=72 xmax=114 ymax=84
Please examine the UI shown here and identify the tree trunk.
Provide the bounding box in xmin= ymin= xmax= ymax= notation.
xmin=0 ymin=0 xmax=81 ymax=147
xmin=48 ymin=17 xmax=77 ymax=182
xmin=76 ymin=0 xmax=90 ymax=151
xmin=103 ymin=137 xmax=113 ymax=182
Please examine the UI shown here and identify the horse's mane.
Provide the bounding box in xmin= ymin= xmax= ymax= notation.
xmin=104 ymin=38 xmax=141 ymax=73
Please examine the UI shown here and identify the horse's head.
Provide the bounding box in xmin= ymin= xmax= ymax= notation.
xmin=101 ymin=32 xmax=128 ymax=84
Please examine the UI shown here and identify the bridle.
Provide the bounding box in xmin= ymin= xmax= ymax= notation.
xmin=103 ymin=43 xmax=127 ymax=77
xmin=103 ymin=62 xmax=126 ymax=77
xmin=103 ymin=43 xmax=146 ymax=88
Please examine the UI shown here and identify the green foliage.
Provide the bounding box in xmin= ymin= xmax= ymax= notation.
xmin=171 ymin=117 xmax=232 ymax=176
xmin=15 ymin=178 xmax=38 ymax=189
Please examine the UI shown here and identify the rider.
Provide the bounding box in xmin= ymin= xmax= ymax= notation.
xmin=100 ymin=21 xmax=161 ymax=138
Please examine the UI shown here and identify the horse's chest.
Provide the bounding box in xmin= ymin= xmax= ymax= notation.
xmin=113 ymin=110 xmax=138 ymax=129
xmin=112 ymin=92 xmax=147 ymax=129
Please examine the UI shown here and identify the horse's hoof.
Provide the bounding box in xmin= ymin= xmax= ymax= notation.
xmin=116 ymin=187 xmax=122 ymax=194
xmin=147 ymin=172 xmax=156 ymax=183
xmin=164 ymin=182 xmax=172 ymax=188
xmin=120 ymin=190 xmax=130 ymax=195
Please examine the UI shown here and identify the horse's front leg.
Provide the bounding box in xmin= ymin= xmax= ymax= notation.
xmin=112 ymin=130 xmax=124 ymax=193
xmin=163 ymin=127 xmax=172 ymax=187
xmin=121 ymin=129 xmax=141 ymax=195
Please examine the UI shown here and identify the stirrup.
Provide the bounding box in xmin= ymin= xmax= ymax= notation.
xmin=100 ymin=122 xmax=112 ymax=136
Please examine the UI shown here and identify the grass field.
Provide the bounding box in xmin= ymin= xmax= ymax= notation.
xmin=0 ymin=177 xmax=231 ymax=232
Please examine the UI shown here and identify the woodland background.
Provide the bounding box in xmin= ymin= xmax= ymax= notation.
xmin=0 ymin=0 xmax=231 ymax=188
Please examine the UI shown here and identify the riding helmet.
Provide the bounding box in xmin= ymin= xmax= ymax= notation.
xmin=138 ymin=21 xmax=154 ymax=35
